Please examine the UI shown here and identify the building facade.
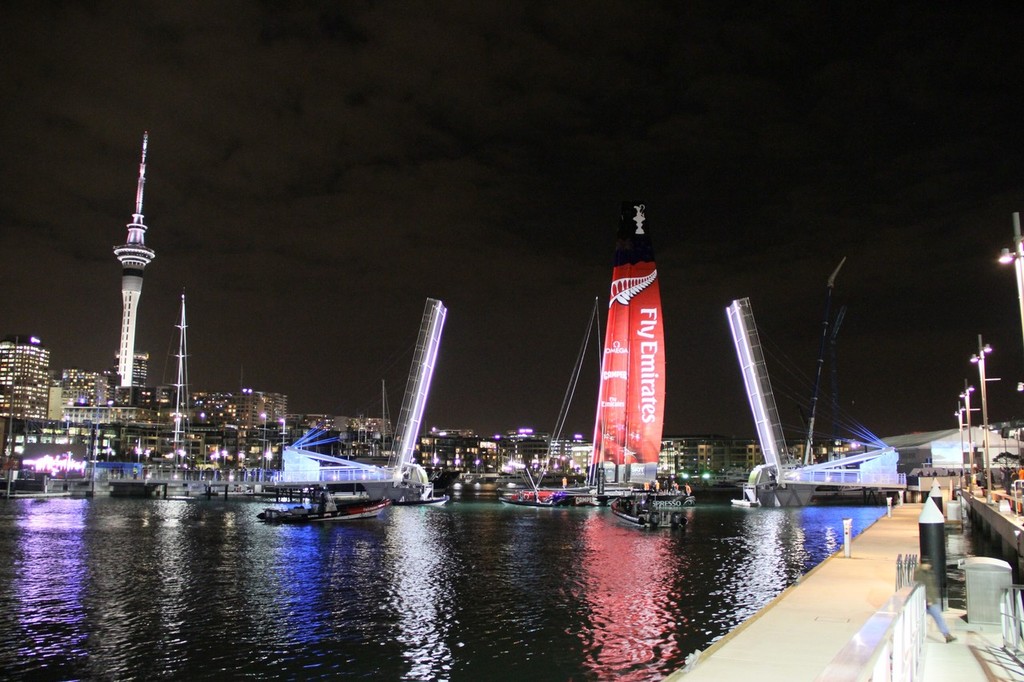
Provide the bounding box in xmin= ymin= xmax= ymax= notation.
xmin=0 ymin=335 xmax=51 ymax=419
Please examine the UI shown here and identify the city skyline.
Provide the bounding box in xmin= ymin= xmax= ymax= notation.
xmin=3 ymin=4 xmax=1024 ymax=443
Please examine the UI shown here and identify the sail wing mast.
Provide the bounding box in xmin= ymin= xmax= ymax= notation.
xmin=590 ymin=202 xmax=665 ymax=485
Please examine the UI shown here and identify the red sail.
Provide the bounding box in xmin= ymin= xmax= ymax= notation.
xmin=592 ymin=202 xmax=666 ymax=476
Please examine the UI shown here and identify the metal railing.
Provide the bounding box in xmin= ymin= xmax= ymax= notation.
xmin=1002 ymin=585 xmax=1024 ymax=652
xmin=815 ymin=584 xmax=926 ymax=682
xmin=786 ymin=468 xmax=907 ymax=487
xmin=896 ymin=553 xmax=918 ymax=591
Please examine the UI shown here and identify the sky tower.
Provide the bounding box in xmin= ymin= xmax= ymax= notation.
xmin=113 ymin=133 xmax=156 ymax=387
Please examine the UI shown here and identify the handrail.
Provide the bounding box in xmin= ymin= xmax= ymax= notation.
xmin=785 ymin=469 xmax=907 ymax=486
xmin=895 ymin=554 xmax=918 ymax=591
xmin=814 ymin=584 xmax=926 ymax=682
xmin=1002 ymin=585 xmax=1024 ymax=652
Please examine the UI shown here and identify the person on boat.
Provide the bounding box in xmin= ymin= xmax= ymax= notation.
xmin=915 ymin=561 xmax=956 ymax=643
xmin=684 ymin=483 xmax=692 ymax=497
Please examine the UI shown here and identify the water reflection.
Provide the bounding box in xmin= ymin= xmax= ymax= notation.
xmin=576 ymin=510 xmax=693 ymax=681
xmin=384 ymin=507 xmax=455 ymax=679
xmin=12 ymin=500 xmax=88 ymax=679
xmin=0 ymin=498 xmax=890 ymax=681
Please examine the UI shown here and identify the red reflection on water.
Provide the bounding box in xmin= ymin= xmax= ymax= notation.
xmin=576 ymin=514 xmax=682 ymax=681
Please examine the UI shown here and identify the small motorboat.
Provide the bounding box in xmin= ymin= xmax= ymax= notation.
xmin=610 ymin=495 xmax=687 ymax=529
xmin=393 ymin=494 xmax=450 ymax=507
xmin=499 ymin=489 xmax=573 ymax=508
xmin=258 ymin=493 xmax=390 ymax=523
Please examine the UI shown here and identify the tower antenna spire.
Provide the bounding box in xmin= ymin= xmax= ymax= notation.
xmin=114 ymin=132 xmax=156 ymax=388
xmin=134 ymin=131 xmax=148 ymax=219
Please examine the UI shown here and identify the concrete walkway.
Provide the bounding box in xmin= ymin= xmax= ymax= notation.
xmin=665 ymin=502 xmax=1024 ymax=681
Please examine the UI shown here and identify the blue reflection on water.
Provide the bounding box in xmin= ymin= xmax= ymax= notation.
xmin=0 ymin=497 xmax=888 ymax=681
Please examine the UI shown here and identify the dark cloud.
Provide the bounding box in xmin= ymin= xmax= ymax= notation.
xmin=2 ymin=1 xmax=1024 ymax=444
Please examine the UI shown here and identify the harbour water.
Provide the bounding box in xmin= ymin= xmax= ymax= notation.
xmin=0 ymin=494 xmax=902 ymax=681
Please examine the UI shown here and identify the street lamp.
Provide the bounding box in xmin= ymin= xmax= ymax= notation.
xmin=960 ymin=383 xmax=976 ymax=487
xmin=999 ymin=212 xmax=1024 ymax=386
xmin=970 ymin=336 xmax=993 ymax=501
xmin=260 ymin=412 xmax=267 ymax=470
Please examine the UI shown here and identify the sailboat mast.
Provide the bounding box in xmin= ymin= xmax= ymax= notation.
xmin=381 ymin=379 xmax=389 ymax=457
xmin=172 ymin=292 xmax=188 ymax=473
xmin=803 ymin=257 xmax=846 ymax=466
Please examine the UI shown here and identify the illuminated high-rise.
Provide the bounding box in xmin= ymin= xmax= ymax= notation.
xmin=0 ymin=335 xmax=51 ymax=419
xmin=113 ymin=133 xmax=156 ymax=387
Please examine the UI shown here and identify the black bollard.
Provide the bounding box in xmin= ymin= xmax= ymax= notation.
xmin=919 ymin=497 xmax=947 ymax=601
xmin=929 ymin=481 xmax=943 ymax=515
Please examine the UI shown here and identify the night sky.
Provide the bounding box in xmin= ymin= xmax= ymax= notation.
xmin=2 ymin=2 xmax=1024 ymax=445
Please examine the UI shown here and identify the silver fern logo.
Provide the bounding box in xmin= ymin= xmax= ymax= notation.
xmin=610 ymin=270 xmax=657 ymax=306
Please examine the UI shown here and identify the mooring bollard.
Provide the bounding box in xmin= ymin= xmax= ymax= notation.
xmin=886 ymin=496 xmax=893 ymax=518
xmin=929 ymin=481 xmax=943 ymax=515
xmin=843 ymin=518 xmax=852 ymax=558
xmin=919 ymin=498 xmax=947 ymax=598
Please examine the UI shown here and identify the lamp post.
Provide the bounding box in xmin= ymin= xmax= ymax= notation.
xmin=961 ymin=382 xmax=976 ymax=489
xmin=970 ymin=336 xmax=993 ymax=502
xmin=260 ymin=412 xmax=267 ymax=473
xmin=956 ymin=400 xmax=965 ymax=488
xmin=999 ymin=212 xmax=1024 ymax=382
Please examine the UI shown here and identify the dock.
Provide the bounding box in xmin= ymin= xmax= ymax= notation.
xmin=666 ymin=498 xmax=1024 ymax=681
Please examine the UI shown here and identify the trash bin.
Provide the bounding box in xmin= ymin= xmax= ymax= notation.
xmin=963 ymin=556 xmax=1012 ymax=625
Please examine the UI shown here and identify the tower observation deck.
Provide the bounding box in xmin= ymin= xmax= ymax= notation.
xmin=113 ymin=133 xmax=156 ymax=388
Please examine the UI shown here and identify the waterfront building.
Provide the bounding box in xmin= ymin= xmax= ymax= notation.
xmin=419 ymin=428 xmax=489 ymax=471
xmin=659 ymin=434 xmax=761 ymax=478
xmin=62 ymin=404 xmax=158 ymax=426
xmin=113 ymin=133 xmax=156 ymax=388
xmin=496 ymin=428 xmax=550 ymax=470
xmin=58 ymin=368 xmax=110 ymax=407
xmin=0 ymin=335 xmax=51 ymax=420
xmin=548 ymin=434 xmax=590 ymax=474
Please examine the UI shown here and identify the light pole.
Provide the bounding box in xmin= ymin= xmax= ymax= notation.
xmin=999 ymin=212 xmax=1024 ymax=384
xmin=956 ymin=400 xmax=965 ymax=487
xmin=279 ymin=418 xmax=286 ymax=470
xmin=970 ymin=336 xmax=993 ymax=501
xmin=260 ymin=412 xmax=267 ymax=473
xmin=961 ymin=382 xmax=976 ymax=488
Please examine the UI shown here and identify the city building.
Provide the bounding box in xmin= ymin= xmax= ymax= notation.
xmin=0 ymin=335 xmax=51 ymax=419
xmin=58 ymin=368 xmax=110 ymax=407
xmin=660 ymin=434 xmax=761 ymax=478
